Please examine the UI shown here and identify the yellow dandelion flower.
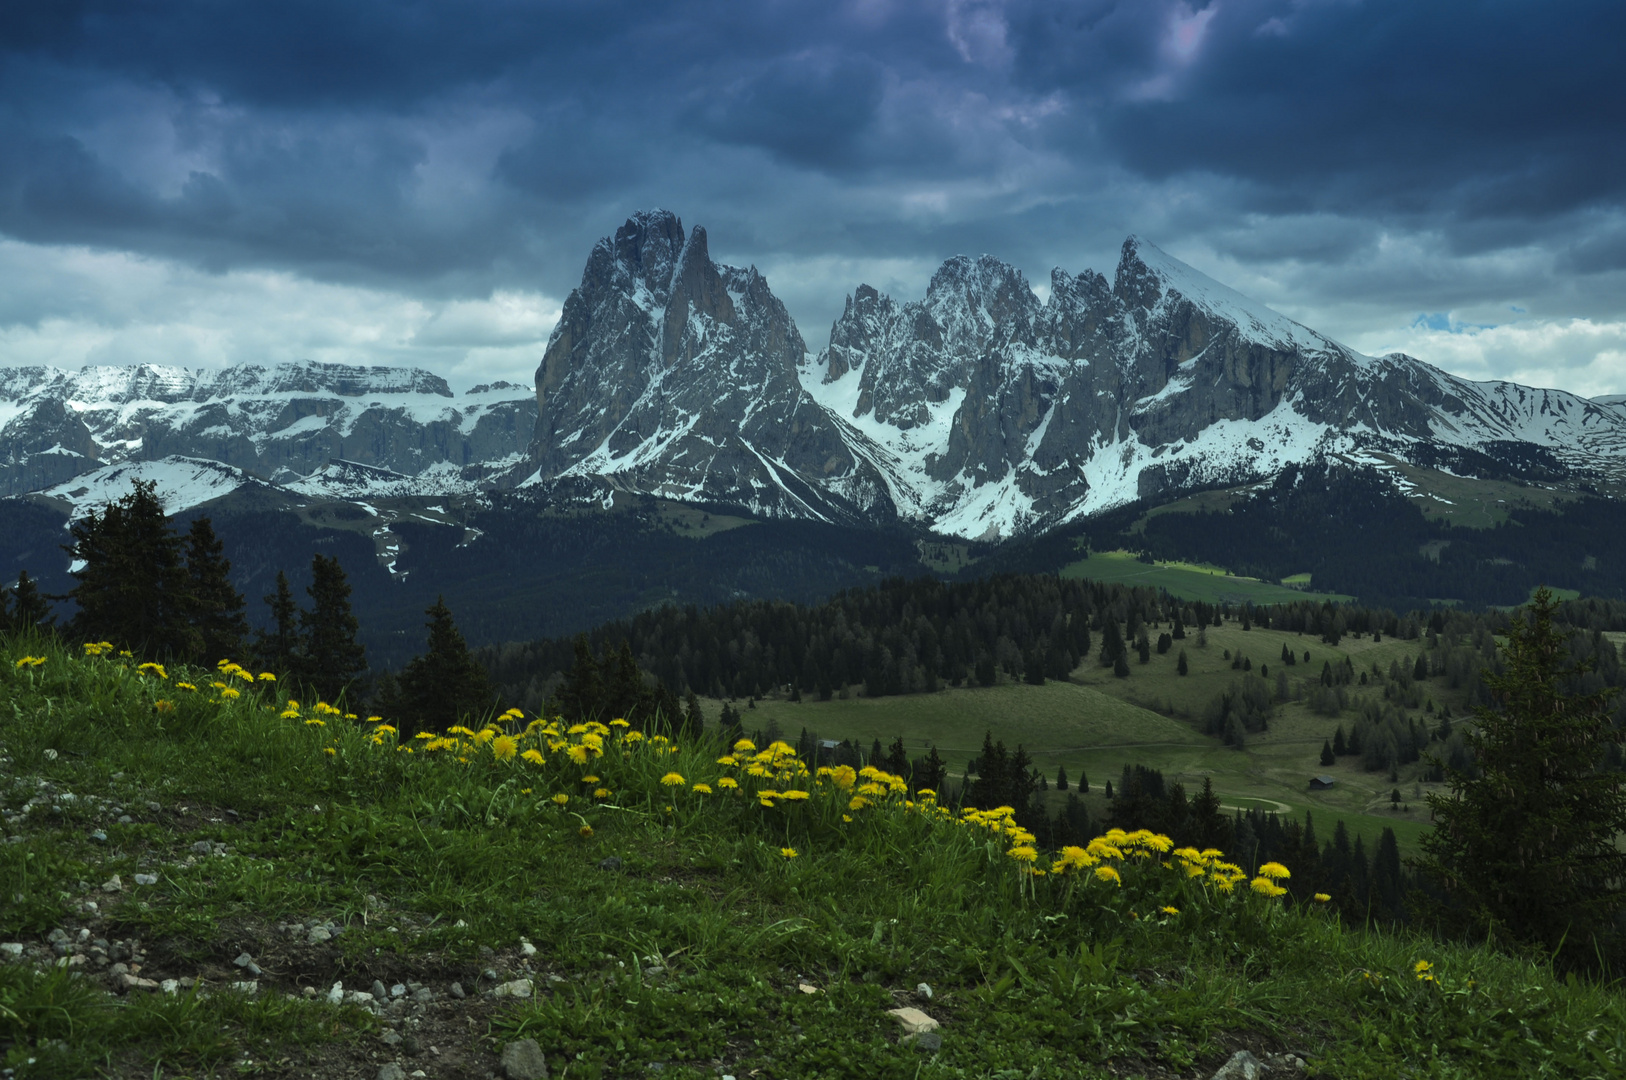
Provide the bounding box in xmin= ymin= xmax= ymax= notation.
xmin=551 ymin=793 xmax=569 ymax=806
xmin=154 ymin=699 xmax=174 ymax=713
xmin=849 ymin=795 xmax=869 ymax=811
xmin=842 ymin=814 xmax=853 ymax=822
xmin=1006 ymin=845 xmax=1038 ymax=863
xmin=732 ymin=738 xmax=757 ymax=754
xmin=176 ymin=682 xmax=197 ymax=691
xmin=1250 ymin=877 xmax=1288 ymax=897
xmin=1313 ymin=892 xmax=1331 ymax=903
xmin=579 ymin=825 xmax=594 ymax=840
xmin=258 ymin=672 xmax=276 ymax=681
xmin=660 ymin=772 xmax=686 ymax=787
xmin=1161 ymin=905 xmax=1180 ymax=916
xmin=1093 ymin=865 xmax=1122 ymax=886
xmin=492 ymin=735 xmax=518 ymax=761
xmin=779 ymin=790 xmax=810 ymax=802
xmin=1258 ymin=861 xmax=1291 ymax=880
xmin=691 ymin=783 xmax=713 ymax=795
xmin=623 ymin=730 xmax=645 ymax=744
xmin=594 ymin=788 xmax=612 ymax=799
xmin=717 ymin=755 xmax=739 ymax=766
xmin=567 ymin=723 xmax=588 ymax=735
xmin=322 ymin=747 xmax=337 ymax=756
xmin=567 ymin=744 xmax=591 ymax=765
xmin=1414 ymin=960 xmax=1433 ymax=980
xmin=581 ymin=774 xmax=600 ymax=784
xmin=137 ymin=662 xmax=167 ymax=678
xmin=415 ymin=731 xmax=435 ymax=740
xmin=716 ymin=776 xmax=739 ymax=789
xmin=609 ymin=718 xmax=631 ymax=728
xmin=780 ymin=847 xmax=798 ymax=859
xmin=304 ymin=717 xmax=325 ymax=726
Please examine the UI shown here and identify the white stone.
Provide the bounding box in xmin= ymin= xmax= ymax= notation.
xmin=885 ymin=1007 xmax=939 ymax=1035
xmin=491 ymin=978 xmax=533 ymax=999
xmin=326 ymin=981 xmax=344 ymax=1005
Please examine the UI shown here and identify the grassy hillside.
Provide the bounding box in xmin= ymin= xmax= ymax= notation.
xmin=4 ymin=637 xmax=1625 ymax=1079
xmin=1059 ymin=551 xmax=1353 ymax=605
xmin=720 ymin=621 xmax=1457 ymax=854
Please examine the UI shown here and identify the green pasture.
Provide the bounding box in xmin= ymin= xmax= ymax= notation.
xmin=722 ymin=620 xmax=1449 ymax=853
xmin=1060 ymin=549 xmax=1353 ymax=604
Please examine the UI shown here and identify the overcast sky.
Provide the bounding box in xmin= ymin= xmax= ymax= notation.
xmin=2 ymin=0 xmax=1624 ymax=396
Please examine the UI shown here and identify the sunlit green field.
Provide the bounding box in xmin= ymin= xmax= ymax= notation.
xmin=1059 ymin=549 xmax=1353 ymax=605
xmin=717 ymin=620 xmax=1445 ymax=852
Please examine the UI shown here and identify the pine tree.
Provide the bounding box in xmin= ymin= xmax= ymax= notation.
xmin=296 ymin=554 xmax=366 ymax=703
xmin=255 ymin=571 xmax=299 ymax=674
xmin=1135 ymin=630 xmax=1151 ymax=663
xmin=183 ymin=517 xmax=247 ymax=665
xmin=393 ymin=597 xmax=491 ymax=732
xmin=1113 ymin=653 xmax=1130 ymax=678
xmin=1320 ymin=739 xmax=1335 ymax=767
xmin=915 ymin=745 xmax=947 ymax=795
xmin=1332 ymin=725 xmax=1348 ymax=756
xmin=1078 ymin=769 xmax=1088 ymax=794
xmin=1413 ymin=653 xmax=1429 ymax=681
xmin=886 ymin=736 xmax=910 ymax=780
xmin=67 ymin=480 xmax=195 ymax=658
xmin=1172 ymin=613 xmax=1185 ymax=640
xmin=1412 ymin=588 xmax=1626 ymax=968
xmin=4 ymin=571 xmax=51 ymax=633
xmin=1056 ymin=765 xmax=1068 ymax=791
xmin=682 ymin=691 xmax=706 ymax=741
xmin=1176 ymin=649 xmax=1189 ymax=676
xmin=1099 ymin=621 xmax=1125 ymax=667
xmin=556 ymin=637 xmax=602 ymax=721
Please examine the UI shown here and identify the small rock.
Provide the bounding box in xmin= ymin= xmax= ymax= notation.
xmin=133 ymin=873 xmax=158 ymax=886
xmin=412 ymin=987 xmax=434 ymax=1002
xmin=479 ymin=945 xmax=496 ymax=959
xmin=230 ymin=981 xmax=259 ymax=994
xmin=302 ymin=986 xmax=318 ymax=998
xmin=101 ymin=875 xmax=122 ymax=893
xmin=483 ymin=968 xmax=500 ymax=981
xmin=378 ymin=1065 xmax=407 ymax=1080
xmin=326 ymin=981 xmax=344 ymax=1005
xmin=0 ymin=943 xmax=23 ymax=959
xmin=147 ymin=802 xmax=161 ymax=813
xmin=372 ymin=979 xmax=389 ymax=1000
xmin=391 ymin=982 xmax=407 ymax=997
xmin=89 ymin=831 xmax=108 ymax=844
xmin=597 ymin=856 xmax=624 ymax=871
xmin=381 ymin=1031 xmax=404 ymax=1048
xmin=108 ymin=962 xmax=129 ymax=978
xmin=796 ymin=983 xmax=818 ymax=994
xmin=118 ymin=815 xmax=133 ymax=824
xmin=234 ymin=952 xmax=262 ymax=977
xmin=911 ymin=1031 xmax=943 ymax=1053
xmin=160 ymin=979 xmax=179 ymax=994
xmin=449 ymin=982 xmax=466 ymax=999
xmin=885 ymin=1007 xmax=939 ymax=1035
xmin=453 ymin=918 xmax=468 ymax=929
xmin=47 ymin=929 xmax=69 ymax=945
xmin=492 ymin=978 xmax=533 ymax=999
xmin=401 ymin=1034 xmax=423 ymax=1057
xmin=345 ymin=991 xmax=375 ymax=1006
xmin=1211 ymin=1051 xmax=1265 ymax=1080
xmin=915 ymin=982 xmax=933 ymax=1001
xmin=499 ymin=1037 xmax=549 ymax=1080
xmin=519 ymin=941 xmax=537 ymax=957
xmin=118 ymin=973 xmax=159 ymax=992
xmin=308 ymin=926 xmax=332 ymax=945
xmin=190 ymin=841 xmax=213 ymax=855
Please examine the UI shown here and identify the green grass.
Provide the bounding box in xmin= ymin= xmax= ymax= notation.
xmin=734 ymin=621 xmax=1449 ymax=855
xmin=4 ymin=636 xmax=1626 ymax=1079
xmin=1061 ymin=550 xmax=1353 ymax=604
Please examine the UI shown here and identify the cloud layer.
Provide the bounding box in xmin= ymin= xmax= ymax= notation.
xmin=1 ymin=0 xmax=1623 ymax=394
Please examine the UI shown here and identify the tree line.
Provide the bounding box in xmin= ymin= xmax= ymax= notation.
xmin=479 ymin=572 xmax=1445 ymax=713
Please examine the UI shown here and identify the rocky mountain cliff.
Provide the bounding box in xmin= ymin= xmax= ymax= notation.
xmin=528 ymin=215 xmax=1626 ymax=539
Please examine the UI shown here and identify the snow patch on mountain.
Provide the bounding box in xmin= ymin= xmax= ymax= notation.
xmin=35 ymin=457 xmax=269 ymax=521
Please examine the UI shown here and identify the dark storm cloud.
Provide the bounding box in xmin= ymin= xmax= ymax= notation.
xmin=0 ymin=0 xmax=1624 ymax=355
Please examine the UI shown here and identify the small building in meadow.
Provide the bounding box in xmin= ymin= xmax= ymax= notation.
xmin=1309 ymin=775 xmax=1337 ymax=790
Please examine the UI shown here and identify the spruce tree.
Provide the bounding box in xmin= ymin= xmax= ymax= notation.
xmin=1113 ymin=653 xmax=1130 ymax=678
xmin=1320 ymin=739 xmax=1335 ymax=767
xmin=184 ymin=517 xmax=248 ymax=664
xmin=4 ymin=571 xmax=51 ymax=633
xmin=1412 ymin=588 xmax=1626 ymax=968
xmin=255 ymin=571 xmax=299 ymax=675
xmin=394 ymin=597 xmax=491 ymax=732
xmin=1176 ymin=649 xmax=1189 ymax=676
xmin=1056 ymin=765 xmax=1068 ymax=791
xmin=297 ymin=554 xmax=366 ymax=703
xmin=67 ymin=480 xmax=194 ymax=658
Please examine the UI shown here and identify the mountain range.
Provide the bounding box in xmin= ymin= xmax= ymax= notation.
xmin=3 ymin=210 xmax=1624 ymax=655
xmin=8 ymin=209 xmax=1623 ymax=538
